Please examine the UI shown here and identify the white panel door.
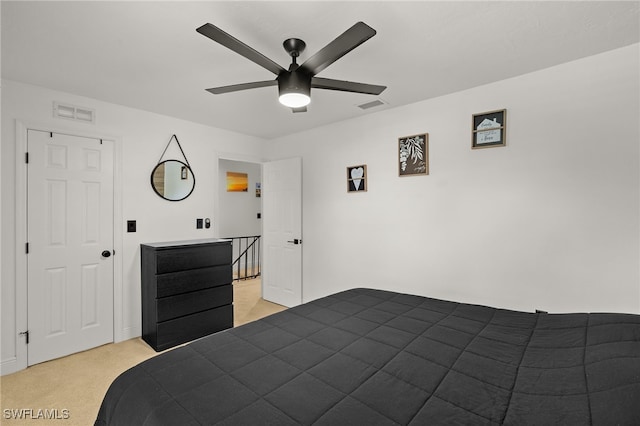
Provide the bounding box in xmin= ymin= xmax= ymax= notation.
xmin=262 ymin=157 xmax=302 ymax=307
xmin=27 ymin=130 xmax=114 ymax=366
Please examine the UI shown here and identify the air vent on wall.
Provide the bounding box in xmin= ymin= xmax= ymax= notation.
xmin=53 ymin=102 xmax=95 ymax=124
xmin=357 ymin=99 xmax=386 ymax=110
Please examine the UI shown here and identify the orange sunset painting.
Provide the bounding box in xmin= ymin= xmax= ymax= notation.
xmin=226 ymin=171 xmax=248 ymax=192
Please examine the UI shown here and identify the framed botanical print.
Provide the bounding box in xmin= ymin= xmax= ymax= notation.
xmin=472 ymin=109 xmax=506 ymax=149
xmin=347 ymin=165 xmax=367 ymax=192
xmin=399 ymin=133 xmax=428 ymax=176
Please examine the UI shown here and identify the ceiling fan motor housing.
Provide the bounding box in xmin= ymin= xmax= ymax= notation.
xmin=278 ymin=71 xmax=312 ymax=107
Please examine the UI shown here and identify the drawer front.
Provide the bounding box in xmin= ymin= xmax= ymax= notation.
xmin=155 ymin=243 xmax=232 ymax=274
xmin=156 ymin=305 xmax=233 ymax=351
xmin=156 ymin=265 xmax=231 ymax=298
xmin=157 ymin=284 xmax=232 ymax=322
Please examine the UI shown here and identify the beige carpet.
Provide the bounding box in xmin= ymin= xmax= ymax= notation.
xmin=0 ymin=278 xmax=285 ymax=425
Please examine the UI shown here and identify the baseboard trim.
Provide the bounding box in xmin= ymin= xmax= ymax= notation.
xmin=1 ymin=356 xmax=26 ymax=376
xmin=116 ymin=326 xmax=140 ymax=343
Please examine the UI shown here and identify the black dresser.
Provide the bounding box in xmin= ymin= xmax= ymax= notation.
xmin=141 ymin=238 xmax=233 ymax=351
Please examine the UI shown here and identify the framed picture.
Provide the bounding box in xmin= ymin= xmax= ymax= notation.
xmin=347 ymin=165 xmax=367 ymax=192
xmin=226 ymin=171 xmax=248 ymax=192
xmin=399 ymin=133 xmax=428 ymax=176
xmin=472 ymin=109 xmax=506 ymax=149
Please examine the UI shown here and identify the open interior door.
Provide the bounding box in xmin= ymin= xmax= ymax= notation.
xmin=262 ymin=157 xmax=302 ymax=307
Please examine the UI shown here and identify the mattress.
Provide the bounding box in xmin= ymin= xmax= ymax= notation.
xmin=95 ymin=288 xmax=640 ymax=425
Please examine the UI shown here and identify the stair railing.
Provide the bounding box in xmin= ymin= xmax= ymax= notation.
xmin=226 ymin=236 xmax=261 ymax=281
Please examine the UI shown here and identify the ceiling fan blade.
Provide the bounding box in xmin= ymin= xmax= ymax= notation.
xmin=291 ymin=107 xmax=307 ymax=113
xmin=206 ymin=80 xmax=277 ymax=94
xmin=197 ymin=23 xmax=286 ymax=75
xmin=311 ymin=77 xmax=386 ymax=95
xmin=299 ymin=22 xmax=376 ymax=76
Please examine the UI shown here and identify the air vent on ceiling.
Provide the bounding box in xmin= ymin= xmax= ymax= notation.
xmin=53 ymin=102 xmax=95 ymax=124
xmin=357 ymin=99 xmax=386 ymax=110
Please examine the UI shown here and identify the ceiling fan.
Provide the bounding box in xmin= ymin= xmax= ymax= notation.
xmin=196 ymin=22 xmax=387 ymax=113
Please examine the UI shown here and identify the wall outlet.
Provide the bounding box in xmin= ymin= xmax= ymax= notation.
xmin=205 ymin=218 xmax=211 ymax=229
xmin=196 ymin=218 xmax=203 ymax=229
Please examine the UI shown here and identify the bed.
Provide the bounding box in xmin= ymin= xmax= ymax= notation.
xmin=95 ymin=288 xmax=640 ymax=425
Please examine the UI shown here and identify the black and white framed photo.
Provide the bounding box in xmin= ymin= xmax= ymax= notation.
xmin=399 ymin=133 xmax=428 ymax=176
xmin=347 ymin=165 xmax=367 ymax=192
xmin=472 ymin=109 xmax=506 ymax=149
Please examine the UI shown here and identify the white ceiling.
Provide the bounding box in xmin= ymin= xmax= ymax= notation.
xmin=2 ymin=1 xmax=638 ymax=140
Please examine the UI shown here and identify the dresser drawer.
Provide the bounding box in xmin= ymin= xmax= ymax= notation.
xmin=156 ymin=265 xmax=231 ymax=298
xmin=155 ymin=243 xmax=232 ymax=274
xmin=156 ymin=305 xmax=233 ymax=351
xmin=157 ymin=284 xmax=232 ymax=322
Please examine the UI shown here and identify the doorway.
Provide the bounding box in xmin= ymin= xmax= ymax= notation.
xmin=218 ymin=159 xmax=263 ymax=281
xmin=216 ymin=156 xmax=303 ymax=307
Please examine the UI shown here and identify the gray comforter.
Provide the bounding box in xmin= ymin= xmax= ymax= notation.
xmin=95 ymin=288 xmax=640 ymax=425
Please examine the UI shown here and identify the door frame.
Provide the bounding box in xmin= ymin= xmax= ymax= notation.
xmin=214 ymin=151 xmax=304 ymax=302
xmin=12 ymin=120 xmax=123 ymax=373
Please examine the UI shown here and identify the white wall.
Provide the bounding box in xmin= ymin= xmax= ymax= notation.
xmin=217 ymin=159 xmax=262 ymax=238
xmin=1 ymin=80 xmax=266 ymax=374
xmin=268 ymin=44 xmax=640 ymax=314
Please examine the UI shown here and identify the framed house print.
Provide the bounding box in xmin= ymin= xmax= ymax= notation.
xmin=472 ymin=109 xmax=506 ymax=149
xmin=347 ymin=165 xmax=367 ymax=192
xmin=399 ymin=133 xmax=428 ymax=176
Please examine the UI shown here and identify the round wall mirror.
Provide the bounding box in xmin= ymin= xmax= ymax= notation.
xmin=151 ymin=160 xmax=195 ymax=201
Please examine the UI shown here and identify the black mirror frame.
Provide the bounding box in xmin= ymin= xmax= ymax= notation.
xmin=150 ymin=159 xmax=196 ymax=202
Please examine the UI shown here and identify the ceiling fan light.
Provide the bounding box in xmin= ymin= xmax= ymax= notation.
xmin=279 ymin=92 xmax=311 ymax=108
xmin=278 ymin=71 xmax=312 ymax=108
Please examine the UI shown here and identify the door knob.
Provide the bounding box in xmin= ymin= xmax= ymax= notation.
xmin=102 ymin=250 xmax=112 ymax=258
xmin=287 ymin=239 xmax=301 ymax=245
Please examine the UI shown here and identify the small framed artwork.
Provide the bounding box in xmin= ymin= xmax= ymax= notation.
xmin=347 ymin=165 xmax=367 ymax=192
xmin=226 ymin=171 xmax=248 ymax=192
xmin=472 ymin=109 xmax=506 ymax=149
xmin=399 ymin=133 xmax=428 ymax=176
